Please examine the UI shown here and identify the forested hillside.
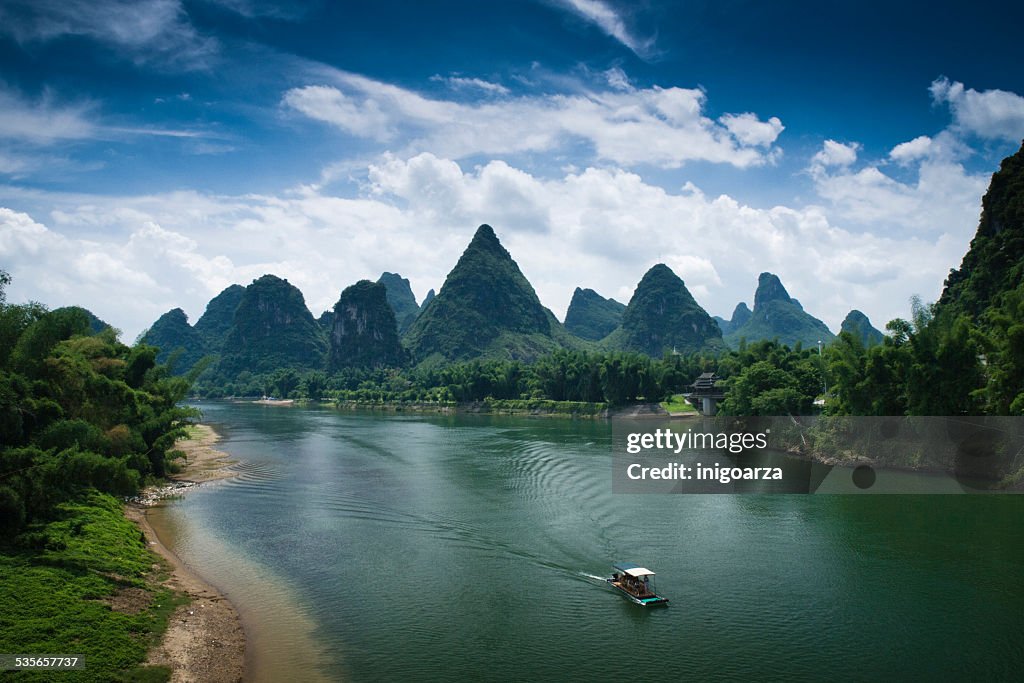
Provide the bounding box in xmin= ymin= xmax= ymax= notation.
xmin=0 ymin=268 xmax=198 ymax=680
xmin=724 ymin=273 xmax=834 ymax=349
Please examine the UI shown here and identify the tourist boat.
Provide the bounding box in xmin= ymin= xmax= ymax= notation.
xmin=607 ymin=562 xmax=669 ymax=606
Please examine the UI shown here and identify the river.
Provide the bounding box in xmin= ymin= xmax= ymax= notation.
xmin=148 ymin=402 xmax=1024 ymax=681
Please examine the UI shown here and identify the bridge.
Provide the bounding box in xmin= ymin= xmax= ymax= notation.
xmin=684 ymin=372 xmax=725 ymax=416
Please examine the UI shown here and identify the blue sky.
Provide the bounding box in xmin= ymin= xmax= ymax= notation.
xmin=2 ymin=0 xmax=1024 ymax=341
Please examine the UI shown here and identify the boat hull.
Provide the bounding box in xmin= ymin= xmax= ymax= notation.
xmin=606 ymin=579 xmax=669 ymax=607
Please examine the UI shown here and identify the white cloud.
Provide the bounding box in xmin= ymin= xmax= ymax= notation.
xmin=368 ymin=153 xmax=552 ymax=234
xmin=720 ymin=113 xmax=785 ymax=148
xmin=282 ymin=84 xmax=395 ymax=141
xmin=0 ymin=0 xmax=217 ymax=70
xmin=554 ymin=0 xmax=655 ymax=58
xmin=810 ymin=139 xmax=859 ymax=173
xmin=1 ymin=148 xmax=986 ymax=342
xmin=0 ymin=84 xmax=219 ymax=166
xmin=429 ymin=75 xmax=510 ymax=96
xmin=205 ymin=0 xmax=312 ymax=21
xmin=808 ymin=135 xmax=988 ymax=238
xmin=930 ymin=77 xmax=1024 ymax=142
xmin=603 ymin=66 xmax=631 ymax=91
xmin=0 ymin=206 xmax=237 ymax=337
xmin=889 ymin=135 xmax=933 ymax=164
xmin=0 ymin=87 xmax=96 ymax=144
xmin=283 ymin=71 xmax=784 ymax=169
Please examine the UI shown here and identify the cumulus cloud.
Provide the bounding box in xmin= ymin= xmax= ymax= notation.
xmin=368 ymin=153 xmax=552 ymax=233
xmin=889 ymin=135 xmax=933 ymax=164
xmin=0 ymin=206 xmax=241 ymax=336
xmin=1 ymin=147 xmax=986 ymax=341
xmin=554 ymin=0 xmax=655 ymax=58
xmin=808 ymin=134 xmax=987 ymax=238
xmin=930 ymin=77 xmax=1024 ymax=142
xmin=0 ymin=0 xmax=217 ymax=70
xmin=719 ymin=113 xmax=785 ymax=148
xmin=283 ymin=70 xmax=784 ymax=169
xmin=810 ymin=139 xmax=859 ymax=173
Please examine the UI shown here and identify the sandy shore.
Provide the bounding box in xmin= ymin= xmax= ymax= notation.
xmin=125 ymin=424 xmax=246 ymax=683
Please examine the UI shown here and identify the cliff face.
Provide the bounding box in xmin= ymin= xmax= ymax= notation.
xmin=725 ymin=272 xmax=834 ymax=349
xmin=563 ymin=287 xmax=626 ymax=341
xmin=328 ymin=280 xmax=406 ymax=370
xmin=217 ymin=275 xmax=327 ymax=377
xmin=607 ymin=263 xmax=723 ymax=356
xmin=404 ymin=224 xmax=564 ymax=363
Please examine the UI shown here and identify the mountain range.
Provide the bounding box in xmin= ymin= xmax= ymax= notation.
xmin=140 ymin=223 xmax=874 ymax=380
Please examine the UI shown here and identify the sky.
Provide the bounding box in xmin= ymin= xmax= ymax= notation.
xmin=2 ymin=0 xmax=1024 ymax=342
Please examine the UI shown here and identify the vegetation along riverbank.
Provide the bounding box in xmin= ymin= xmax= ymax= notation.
xmin=0 ymin=280 xmax=242 ymax=682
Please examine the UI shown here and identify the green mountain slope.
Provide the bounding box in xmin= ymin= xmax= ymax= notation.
xmin=725 ymin=273 xmax=834 ymax=349
xmin=939 ymin=142 xmax=1024 ymax=317
xmin=715 ymin=302 xmax=752 ymax=336
xmin=193 ymin=284 xmax=245 ymax=352
xmin=51 ymin=306 xmax=112 ymax=335
xmin=840 ymin=309 xmax=884 ymax=346
xmin=217 ymin=275 xmax=327 ymax=377
xmin=377 ymin=272 xmax=420 ymax=334
xmin=403 ymin=224 xmax=566 ymax=363
xmin=605 ymin=263 xmax=723 ymax=356
xmin=327 ymin=280 xmax=407 ymax=370
xmin=563 ymin=287 xmax=625 ymax=341
xmin=420 ymin=288 xmax=435 ymax=312
xmin=141 ymin=308 xmax=207 ymax=372
xmin=931 ymin=142 xmax=1024 ymax=414
xmin=317 ymin=310 xmax=334 ymax=330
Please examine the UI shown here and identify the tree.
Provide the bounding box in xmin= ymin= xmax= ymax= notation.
xmin=720 ymin=358 xmax=819 ymax=416
xmin=300 ymin=371 xmax=328 ymax=400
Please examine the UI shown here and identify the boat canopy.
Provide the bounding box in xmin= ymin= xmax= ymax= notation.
xmin=612 ymin=562 xmax=656 ymax=577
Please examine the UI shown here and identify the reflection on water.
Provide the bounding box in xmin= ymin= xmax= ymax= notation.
xmin=151 ymin=402 xmax=1024 ymax=682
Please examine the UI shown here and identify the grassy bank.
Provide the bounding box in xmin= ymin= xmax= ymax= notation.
xmin=330 ymin=397 xmax=611 ymax=417
xmin=333 ymin=399 xmax=457 ymax=413
xmin=478 ymin=398 xmax=608 ymax=416
xmin=331 ymin=397 xmax=609 ymax=417
xmin=660 ymin=394 xmax=697 ymax=414
xmin=0 ymin=492 xmax=184 ymax=682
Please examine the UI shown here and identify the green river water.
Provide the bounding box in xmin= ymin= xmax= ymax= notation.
xmin=148 ymin=402 xmax=1024 ymax=681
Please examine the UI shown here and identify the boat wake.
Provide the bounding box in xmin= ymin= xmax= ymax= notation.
xmin=578 ymin=572 xmax=608 ymax=582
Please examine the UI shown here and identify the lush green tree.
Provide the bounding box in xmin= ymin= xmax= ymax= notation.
xmin=722 ymin=361 xmax=807 ymax=415
xmin=270 ymin=368 xmax=301 ymax=398
xmin=979 ymin=285 xmax=1024 ymax=413
xmin=0 ymin=273 xmax=196 ymax=532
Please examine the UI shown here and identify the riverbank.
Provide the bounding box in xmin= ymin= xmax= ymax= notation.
xmin=334 ymin=398 xmax=615 ymax=418
xmin=126 ymin=424 xmax=245 ymax=682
